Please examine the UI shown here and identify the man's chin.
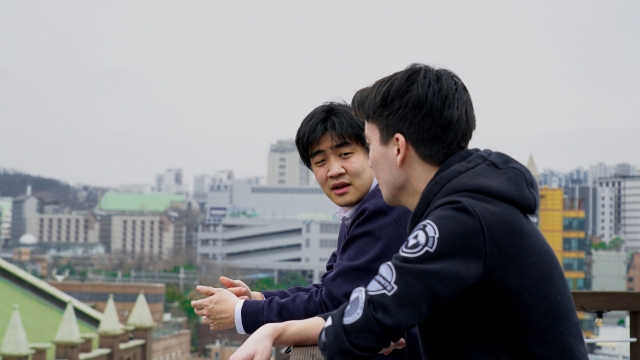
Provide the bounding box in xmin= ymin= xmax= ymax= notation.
xmin=332 ymin=196 xmax=361 ymax=209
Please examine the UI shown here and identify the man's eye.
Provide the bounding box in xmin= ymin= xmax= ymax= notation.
xmin=340 ymin=152 xmax=353 ymax=157
xmin=314 ymin=159 xmax=326 ymax=166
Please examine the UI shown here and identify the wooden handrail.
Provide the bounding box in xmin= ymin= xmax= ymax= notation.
xmin=290 ymin=291 xmax=640 ymax=360
xmin=572 ymin=291 xmax=640 ymax=360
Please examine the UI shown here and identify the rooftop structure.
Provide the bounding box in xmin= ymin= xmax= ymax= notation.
xmin=98 ymin=192 xmax=184 ymax=213
xmin=0 ymin=257 xmax=189 ymax=360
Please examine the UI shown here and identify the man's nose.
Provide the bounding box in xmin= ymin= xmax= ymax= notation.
xmin=327 ymin=161 xmax=346 ymax=178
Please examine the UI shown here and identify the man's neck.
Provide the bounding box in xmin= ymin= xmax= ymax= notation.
xmin=403 ymin=163 xmax=439 ymax=211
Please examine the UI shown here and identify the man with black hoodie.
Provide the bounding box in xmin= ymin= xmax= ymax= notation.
xmin=229 ymin=64 xmax=588 ymax=360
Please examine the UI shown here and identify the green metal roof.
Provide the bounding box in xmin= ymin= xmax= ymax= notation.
xmin=98 ymin=192 xmax=184 ymax=212
xmin=0 ymin=277 xmax=97 ymax=360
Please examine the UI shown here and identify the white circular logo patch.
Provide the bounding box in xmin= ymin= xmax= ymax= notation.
xmin=342 ymin=287 xmax=365 ymax=325
xmin=366 ymin=262 xmax=398 ymax=296
xmin=400 ymin=220 xmax=439 ymax=257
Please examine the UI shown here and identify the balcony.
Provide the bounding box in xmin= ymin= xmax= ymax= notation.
xmin=289 ymin=291 xmax=640 ymax=360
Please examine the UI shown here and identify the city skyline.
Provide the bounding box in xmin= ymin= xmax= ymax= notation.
xmin=1 ymin=1 xmax=639 ymax=188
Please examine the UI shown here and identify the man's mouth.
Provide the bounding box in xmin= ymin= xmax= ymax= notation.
xmin=331 ymin=181 xmax=350 ymax=195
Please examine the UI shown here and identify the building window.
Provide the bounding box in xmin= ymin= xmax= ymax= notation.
xmin=279 ymin=164 xmax=286 ymax=169
xmin=320 ymin=239 xmax=338 ymax=248
xmin=320 ymin=224 xmax=341 ymax=233
xmin=563 ymin=238 xmax=587 ymax=251
xmin=629 ymin=277 xmax=634 ymax=283
xmin=562 ymin=258 xmax=586 ymax=271
xmin=563 ymin=217 xmax=584 ymax=231
xmin=305 ymin=238 xmax=310 ymax=248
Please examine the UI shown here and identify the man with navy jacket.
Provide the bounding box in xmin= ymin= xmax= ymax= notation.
xmin=228 ymin=65 xmax=588 ymax=360
xmin=192 ymin=102 xmax=419 ymax=359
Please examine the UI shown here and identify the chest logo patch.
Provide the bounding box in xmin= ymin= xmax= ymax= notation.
xmin=343 ymin=287 xmax=366 ymax=325
xmin=400 ymin=219 xmax=439 ymax=257
xmin=366 ymin=262 xmax=398 ymax=296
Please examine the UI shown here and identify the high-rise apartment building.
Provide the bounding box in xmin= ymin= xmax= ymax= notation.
xmin=267 ymin=139 xmax=313 ymax=186
xmin=539 ymin=187 xmax=587 ymax=290
xmin=596 ymin=177 xmax=640 ymax=250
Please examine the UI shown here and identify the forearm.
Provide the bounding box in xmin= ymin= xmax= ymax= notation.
xmin=268 ymin=317 xmax=325 ymax=346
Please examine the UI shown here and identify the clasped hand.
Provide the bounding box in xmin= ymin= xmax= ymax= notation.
xmin=190 ymin=276 xmax=257 ymax=330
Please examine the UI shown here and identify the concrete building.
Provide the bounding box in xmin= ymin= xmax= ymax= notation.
xmin=97 ymin=192 xmax=186 ymax=260
xmin=198 ymin=217 xmax=341 ymax=282
xmin=37 ymin=212 xmax=100 ymax=245
xmin=9 ymin=193 xmax=40 ymax=245
xmin=9 ymin=191 xmax=100 ymax=247
xmin=0 ymin=197 xmax=12 ymax=247
xmin=539 ymin=187 xmax=587 ymax=290
xmin=197 ymin=177 xmax=340 ymax=281
xmin=591 ymin=251 xmax=628 ymax=291
xmin=205 ymin=179 xmax=334 ymax=220
xmin=155 ymin=169 xmax=189 ymax=195
xmin=118 ymin=184 xmax=154 ymax=194
xmin=596 ymin=177 xmax=640 ymax=250
xmin=99 ymin=212 xmax=185 ymax=261
xmin=267 ymin=139 xmax=314 ymax=186
xmin=626 ymin=253 xmax=640 ymax=291
xmin=194 ymin=171 xmax=234 ymax=196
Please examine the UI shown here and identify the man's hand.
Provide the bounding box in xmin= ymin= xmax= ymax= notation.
xmin=230 ymin=318 xmax=325 ymax=360
xmin=218 ymin=276 xmax=264 ymax=300
xmin=229 ymin=323 xmax=280 ymax=360
xmin=191 ymin=287 xmax=240 ymax=330
xmin=380 ymin=338 xmax=406 ymax=355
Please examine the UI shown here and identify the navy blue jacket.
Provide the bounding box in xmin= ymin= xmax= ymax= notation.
xmin=320 ymin=150 xmax=588 ymax=360
xmin=240 ymin=186 xmax=411 ymax=333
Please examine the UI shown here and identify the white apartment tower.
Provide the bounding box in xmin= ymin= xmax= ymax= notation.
xmin=267 ymin=139 xmax=313 ymax=186
xmin=596 ymin=177 xmax=640 ymax=250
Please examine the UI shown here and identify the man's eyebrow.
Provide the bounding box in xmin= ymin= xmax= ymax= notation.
xmin=309 ymin=140 xmax=353 ymax=159
xmin=330 ymin=140 xmax=352 ymax=150
xmin=309 ymin=148 xmax=325 ymax=159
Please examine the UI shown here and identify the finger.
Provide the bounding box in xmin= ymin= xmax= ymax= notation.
xmin=395 ymin=339 xmax=406 ymax=349
xmin=238 ymin=296 xmax=249 ymax=300
xmin=227 ymin=287 xmax=247 ymax=296
xmin=219 ymin=276 xmax=239 ymax=288
xmin=201 ymin=316 xmax=212 ymax=325
xmin=191 ymin=299 xmax=204 ymax=308
xmin=196 ymin=285 xmax=218 ymax=296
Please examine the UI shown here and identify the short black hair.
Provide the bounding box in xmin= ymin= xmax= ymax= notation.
xmin=295 ymin=102 xmax=367 ymax=169
xmin=352 ymin=63 xmax=476 ymax=166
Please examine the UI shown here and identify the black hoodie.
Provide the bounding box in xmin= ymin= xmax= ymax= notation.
xmin=319 ymin=149 xmax=588 ymax=360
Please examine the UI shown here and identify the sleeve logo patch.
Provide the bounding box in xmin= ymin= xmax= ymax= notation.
xmin=342 ymin=287 xmax=366 ymax=325
xmin=366 ymin=262 xmax=398 ymax=296
xmin=400 ymin=220 xmax=439 ymax=257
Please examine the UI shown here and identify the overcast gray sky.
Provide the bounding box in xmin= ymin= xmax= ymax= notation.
xmin=1 ymin=1 xmax=638 ymax=188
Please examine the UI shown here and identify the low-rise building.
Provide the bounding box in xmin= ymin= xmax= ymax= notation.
xmin=591 ymin=251 xmax=628 ymax=291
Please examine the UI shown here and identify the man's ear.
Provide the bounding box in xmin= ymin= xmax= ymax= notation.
xmin=394 ymin=133 xmax=408 ymax=167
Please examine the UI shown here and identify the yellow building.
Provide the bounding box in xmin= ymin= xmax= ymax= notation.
xmin=538 ymin=187 xmax=586 ymax=290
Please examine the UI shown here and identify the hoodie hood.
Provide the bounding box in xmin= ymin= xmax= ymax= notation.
xmin=409 ymin=149 xmax=539 ymax=230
